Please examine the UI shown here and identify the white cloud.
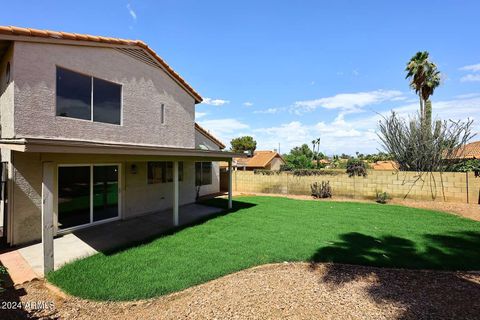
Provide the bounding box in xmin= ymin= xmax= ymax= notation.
xmin=459 ymin=63 xmax=480 ymax=82
xmin=253 ymin=107 xmax=284 ymax=114
xmin=243 ymin=102 xmax=253 ymax=107
xmin=126 ymin=3 xmax=137 ymax=20
xmin=460 ymin=74 xmax=480 ymax=82
xmin=195 ymin=112 xmax=207 ymax=119
xmin=459 ymin=63 xmax=480 ymax=72
xmin=252 ymin=96 xmax=480 ymax=155
xmin=198 ymin=118 xmax=248 ymax=134
xmin=455 ymin=93 xmax=480 ymax=99
xmin=198 ymin=118 xmax=250 ymax=148
xmin=291 ymin=89 xmax=404 ymax=115
xmin=202 ymin=97 xmax=230 ymax=106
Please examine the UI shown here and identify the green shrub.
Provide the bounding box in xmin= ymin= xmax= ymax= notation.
xmin=376 ymin=191 xmax=390 ymax=204
xmin=346 ymin=158 xmax=368 ymax=177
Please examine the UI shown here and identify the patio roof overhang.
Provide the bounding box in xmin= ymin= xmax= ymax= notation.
xmin=0 ymin=137 xmax=246 ymax=160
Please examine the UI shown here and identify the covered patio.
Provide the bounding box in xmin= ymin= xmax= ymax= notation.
xmin=18 ymin=202 xmax=224 ymax=276
xmin=0 ymin=137 xmax=242 ymax=276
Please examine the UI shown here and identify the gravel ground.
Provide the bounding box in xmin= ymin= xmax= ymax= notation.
xmin=234 ymin=192 xmax=480 ymax=221
xmin=2 ymin=262 xmax=480 ymax=320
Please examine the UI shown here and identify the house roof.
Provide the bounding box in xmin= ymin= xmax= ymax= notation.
xmin=450 ymin=141 xmax=480 ymax=159
xmin=195 ymin=123 xmax=226 ymax=150
xmin=221 ymin=150 xmax=285 ymax=168
xmin=311 ymin=159 xmax=331 ymax=165
xmin=371 ymin=160 xmax=398 ymax=171
xmin=0 ymin=25 xmax=202 ymax=103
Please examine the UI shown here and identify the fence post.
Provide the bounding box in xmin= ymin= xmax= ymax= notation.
xmin=466 ymin=171 xmax=469 ymax=204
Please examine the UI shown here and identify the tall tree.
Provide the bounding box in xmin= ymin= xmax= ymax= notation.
xmin=405 ymin=51 xmax=441 ymax=126
xmin=230 ymin=136 xmax=257 ymax=154
xmin=378 ymin=51 xmax=474 ymax=200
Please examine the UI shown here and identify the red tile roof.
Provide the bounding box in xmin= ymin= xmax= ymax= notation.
xmin=221 ymin=151 xmax=285 ymax=168
xmin=195 ymin=123 xmax=225 ymax=149
xmin=451 ymin=141 xmax=480 ymax=159
xmin=371 ymin=160 xmax=399 ymax=171
xmin=0 ymin=26 xmax=202 ymax=103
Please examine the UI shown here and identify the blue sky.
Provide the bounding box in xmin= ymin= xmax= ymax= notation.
xmin=2 ymin=1 xmax=479 ymax=154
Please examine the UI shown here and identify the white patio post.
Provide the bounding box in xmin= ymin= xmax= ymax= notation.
xmin=173 ymin=161 xmax=179 ymax=226
xmin=228 ymin=159 xmax=232 ymax=209
xmin=42 ymin=162 xmax=55 ymax=275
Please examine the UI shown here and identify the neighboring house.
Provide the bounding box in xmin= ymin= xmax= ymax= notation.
xmin=221 ymin=150 xmax=286 ymax=171
xmin=371 ymin=160 xmax=399 ymax=171
xmin=450 ymin=140 xmax=480 ymax=159
xmin=0 ymin=26 xmax=241 ymax=271
xmin=311 ymin=159 xmax=331 ymax=167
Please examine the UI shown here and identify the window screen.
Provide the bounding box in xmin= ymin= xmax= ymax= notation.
xmin=56 ymin=67 xmax=92 ymax=120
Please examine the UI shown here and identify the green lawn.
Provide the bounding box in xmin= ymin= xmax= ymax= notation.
xmin=48 ymin=196 xmax=480 ymax=301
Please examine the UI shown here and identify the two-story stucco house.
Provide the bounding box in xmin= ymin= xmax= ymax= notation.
xmin=0 ymin=26 xmax=238 ymax=273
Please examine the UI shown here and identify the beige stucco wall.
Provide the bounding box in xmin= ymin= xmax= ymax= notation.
xmin=10 ymin=151 xmax=43 ymax=245
xmin=267 ymin=157 xmax=285 ymax=171
xmin=123 ymin=160 xmax=196 ymax=218
xmin=195 ymin=129 xmax=220 ymax=196
xmin=9 ymin=152 xmax=220 ymax=245
xmin=0 ymin=43 xmax=15 ymax=138
xmin=12 ymin=41 xmax=195 ymax=148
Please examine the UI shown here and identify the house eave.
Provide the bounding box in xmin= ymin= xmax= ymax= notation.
xmin=0 ymin=138 xmax=246 ymax=159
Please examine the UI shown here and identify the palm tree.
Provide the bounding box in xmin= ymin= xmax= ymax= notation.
xmin=405 ymin=51 xmax=441 ymax=126
xmin=311 ymin=137 xmax=321 ymax=167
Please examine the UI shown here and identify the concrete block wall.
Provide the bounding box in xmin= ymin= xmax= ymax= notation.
xmin=227 ymin=170 xmax=480 ymax=204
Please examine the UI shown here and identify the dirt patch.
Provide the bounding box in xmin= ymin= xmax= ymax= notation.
xmin=1 ymin=263 xmax=479 ymax=319
xmin=234 ymin=192 xmax=480 ymax=221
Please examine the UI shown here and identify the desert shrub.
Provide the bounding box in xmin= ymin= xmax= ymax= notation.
xmin=311 ymin=181 xmax=332 ymax=198
xmin=291 ymin=169 xmax=341 ymax=176
xmin=346 ymin=158 xmax=368 ymax=177
xmin=375 ymin=191 xmax=390 ymax=204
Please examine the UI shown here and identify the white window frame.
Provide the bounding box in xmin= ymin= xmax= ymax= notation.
xmin=56 ymin=163 xmax=122 ymax=234
xmin=55 ymin=66 xmax=124 ymax=126
xmin=195 ymin=161 xmax=212 ymax=186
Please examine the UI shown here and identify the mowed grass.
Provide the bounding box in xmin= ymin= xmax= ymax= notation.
xmin=48 ymin=196 xmax=480 ymax=301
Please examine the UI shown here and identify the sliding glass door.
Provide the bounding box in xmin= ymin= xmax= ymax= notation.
xmin=58 ymin=164 xmax=120 ymax=231
xmin=58 ymin=166 xmax=91 ymax=229
xmin=93 ymin=165 xmax=119 ymax=222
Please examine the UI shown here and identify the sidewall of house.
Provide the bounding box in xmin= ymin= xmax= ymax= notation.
xmin=269 ymin=157 xmax=285 ymax=171
xmin=0 ymin=42 xmax=15 ymax=138
xmin=195 ymin=130 xmax=221 ymax=196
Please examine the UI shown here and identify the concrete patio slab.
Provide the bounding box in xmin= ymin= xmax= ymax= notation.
xmin=18 ymin=203 xmax=223 ymax=276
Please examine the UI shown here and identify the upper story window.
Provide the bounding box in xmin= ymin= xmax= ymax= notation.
xmin=56 ymin=67 xmax=122 ymax=125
